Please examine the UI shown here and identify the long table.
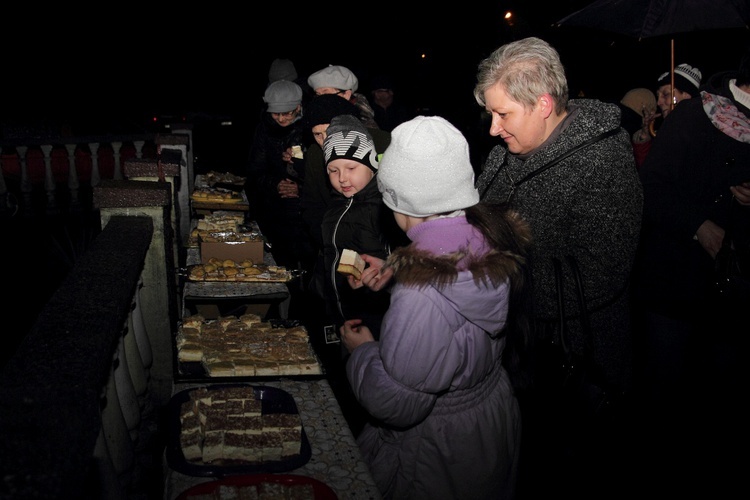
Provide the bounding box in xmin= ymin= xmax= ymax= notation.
xmin=163 ymin=378 xmax=382 ymax=500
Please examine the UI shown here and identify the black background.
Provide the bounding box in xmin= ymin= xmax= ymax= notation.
xmin=2 ymin=2 xmax=749 ymax=138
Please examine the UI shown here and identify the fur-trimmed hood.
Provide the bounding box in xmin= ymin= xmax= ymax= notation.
xmin=386 ymin=207 xmax=530 ymax=290
xmin=383 ymin=211 xmax=530 ymax=334
xmin=386 ymin=245 xmax=526 ymax=291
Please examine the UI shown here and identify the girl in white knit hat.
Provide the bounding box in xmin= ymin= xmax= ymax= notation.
xmin=340 ymin=115 xmax=532 ymax=499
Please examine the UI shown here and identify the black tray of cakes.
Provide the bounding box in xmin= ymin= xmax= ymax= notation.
xmin=166 ymin=384 xmax=312 ymax=477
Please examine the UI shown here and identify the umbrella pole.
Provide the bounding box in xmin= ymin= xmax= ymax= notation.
xmin=670 ymin=38 xmax=675 ymax=111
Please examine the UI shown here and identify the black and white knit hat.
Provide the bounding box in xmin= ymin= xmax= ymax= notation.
xmin=378 ymin=116 xmax=479 ymax=217
xmin=323 ymin=115 xmax=379 ymax=171
xmin=658 ymin=63 xmax=702 ymax=97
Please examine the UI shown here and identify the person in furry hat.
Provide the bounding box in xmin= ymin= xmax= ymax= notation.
xmin=340 ymin=115 xmax=532 ymax=500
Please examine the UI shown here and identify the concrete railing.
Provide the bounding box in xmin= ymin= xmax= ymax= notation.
xmin=0 ymin=129 xmax=193 ymax=228
xmin=0 ymin=134 xmax=156 ymax=217
xmin=0 ymin=215 xmax=174 ymax=499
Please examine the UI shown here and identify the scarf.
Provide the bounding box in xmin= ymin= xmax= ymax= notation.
xmin=702 ymin=85 xmax=750 ymax=144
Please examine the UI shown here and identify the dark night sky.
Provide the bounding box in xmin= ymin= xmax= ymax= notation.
xmin=3 ymin=2 xmax=749 ymax=137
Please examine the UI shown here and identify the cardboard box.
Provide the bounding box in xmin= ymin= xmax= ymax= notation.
xmin=200 ymin=239 xmax=264 ymax=264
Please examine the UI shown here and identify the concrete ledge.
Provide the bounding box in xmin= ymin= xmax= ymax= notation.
xmin=0 ymin=216 xmax=154 ymax=499
xmin=93 ymin=179 xmax=172 ymax=208
xmin=123 ymin=149 xmax=182 ymax=178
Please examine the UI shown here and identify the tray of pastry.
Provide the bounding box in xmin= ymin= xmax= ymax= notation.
xmin=176 ymin=316 xmax=325 ymax=380
xmin=166 ymin=384 xmax=312 ymax=477
xmin=176 ymin=473 xmax=338 ymax=500
xmin=203 ymin=170 xmax=247 ymax=192
xmin=186 ymin=259 xmax=294 ymax=283
xmin=191 ymin=186 xmax=246 ymax=203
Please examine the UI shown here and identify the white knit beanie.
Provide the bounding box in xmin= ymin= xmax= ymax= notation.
xmin=378 ymin=116 xmax=479 ymax=217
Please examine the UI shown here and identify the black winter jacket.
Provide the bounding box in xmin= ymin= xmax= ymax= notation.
xmin=246 ymin=113 xmax=312 ymax=267
xmin=315 ymin=175 xmax=406 ymax=338
xmin=246 ymin=113 xmax=307 ymax=225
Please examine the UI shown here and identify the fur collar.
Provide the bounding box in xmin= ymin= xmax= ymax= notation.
xmin=386 ymin=244 xmax=525 ymax=290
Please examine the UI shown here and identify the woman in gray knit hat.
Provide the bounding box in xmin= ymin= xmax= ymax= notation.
xmin=246 ymin=79 xmax=313 ymax=270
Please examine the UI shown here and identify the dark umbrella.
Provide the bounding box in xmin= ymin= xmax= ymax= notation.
xmin=556 ymin=0 xmax=750 ymax=105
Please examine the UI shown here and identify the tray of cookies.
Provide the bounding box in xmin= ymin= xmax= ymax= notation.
xmin=186 ymin=258 xmax=294 ymax=283
xmin=191 ymin=186 xmax=246 ymax=204
xmin=203 ymin=170 xmax=247 ymax=192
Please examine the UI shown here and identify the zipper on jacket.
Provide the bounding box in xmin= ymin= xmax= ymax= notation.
xmin=331 ymin=197 xmax=354 ymax=318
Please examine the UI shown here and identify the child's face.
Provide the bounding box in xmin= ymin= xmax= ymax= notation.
xmin=327 ymin=159 xmax=374 ymax=197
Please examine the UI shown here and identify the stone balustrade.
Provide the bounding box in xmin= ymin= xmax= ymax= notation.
xmin=0 ymin=215 xmax=171 ymax=499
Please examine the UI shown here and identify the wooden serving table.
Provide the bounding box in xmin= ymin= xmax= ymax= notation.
xmin=162 ymin=378 xmax=382 ymax=500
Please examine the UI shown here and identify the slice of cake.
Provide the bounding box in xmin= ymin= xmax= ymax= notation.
xmin=239 ymin=312 xmax=262 ymax=327
xmin=223 ymin=431 xmax=248 ymax=461
xmin=205 ymin=360 xmax=235 ymax=377
xmin=337 ymin=249 xmax=365 ymax=279
xmin=178 ymin=343 xmax=203 ymax=362
xmin=242 ymin=433 xmax=265 ymax=463
xmin=202 ymin=430 xmax=225 ymax=464
xmin=285 ymin=483 xmax=315 ymax=500
xmin=258 ymin=431 xmax=283 ymax=462
xmin=243 ymin=399 xmax=263 ymax=418
xmin=257 ymin=481 xmax=287 ymax=500
xmin=278 ymin=427 xmax=302 ymax=458
xmin=179 ymin=405 xmax=204 ymax=462
xmin=233 ymin=358 xmax=257 ymax=377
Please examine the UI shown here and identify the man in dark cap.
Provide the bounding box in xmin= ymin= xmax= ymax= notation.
xmin=655 ymin=63 xmax=702 ymax=119
xmin=632 ymin=63 xmax=703 ymax=163
xmin=369 ymin=73 xmax=416 ymax=132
